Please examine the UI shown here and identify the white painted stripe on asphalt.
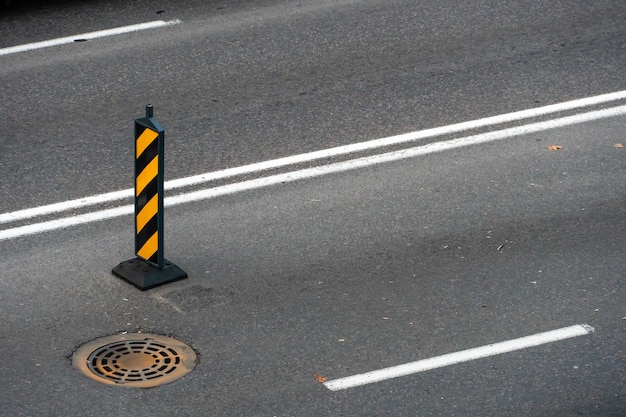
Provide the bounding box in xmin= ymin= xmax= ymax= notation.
xmin=0 ymin=189 xmax=134 ymax=226
xmin=323 ymin=324 xmax=594 ymax=391
xmin=163 ymin=104 xmax=626 ymax=208
xmin=0 ymin=206 xmax=135 ymax=241
xmin=1 ymin=90 xmax=626 ymax=225
xmin=0 ymin=19 xmax=181 ymax=56
xmin=1 ymin=104 xmax=625 ymax=241
xmin=2 ymin=105 xmax=626 ymax=240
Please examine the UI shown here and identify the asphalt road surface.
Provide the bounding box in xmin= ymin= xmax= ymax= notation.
xmin=1 ymin=1 xmax=624 ymax=416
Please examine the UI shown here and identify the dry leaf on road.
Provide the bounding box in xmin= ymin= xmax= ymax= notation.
xmin=313 ymin=373 xmax=328 ymax=383
xmin=615 ymin=143 xmax=624 ymax=149
xmin=548 ymin=145 xmax=563 ymax=151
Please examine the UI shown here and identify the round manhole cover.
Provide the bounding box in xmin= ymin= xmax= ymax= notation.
xmin=73 ymin=333 xmax=196 ymax=388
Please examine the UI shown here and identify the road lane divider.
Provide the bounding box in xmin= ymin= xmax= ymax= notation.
xmin=323 ymin=324 xmax=594 ymax=391
xmin=1 ymin=90 xmax=625 ymax=226
xmin=111 ymin=106 xmax=187 ymax=290
xmin=0 ymin=19 xmax=181 ymax=56
xmin=1 ymin=103 xmax=626 ymax=241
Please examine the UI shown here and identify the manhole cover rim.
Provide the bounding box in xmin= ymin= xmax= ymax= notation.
xmin=73 ymin=333 xmax=196 ymax=388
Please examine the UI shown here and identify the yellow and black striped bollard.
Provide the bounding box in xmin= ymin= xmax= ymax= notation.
xmin=112 ymin=105 xmax=187 ymax=290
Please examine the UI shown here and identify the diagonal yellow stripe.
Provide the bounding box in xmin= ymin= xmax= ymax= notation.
xmin=137 ymin=231 xmax=158 ymax=261
xmin=136 ymin=128 xmax=159 ymax=158
xmin=136 ymin=194 xmax=158 ymax=233
xmin=136 ymin=156 xmax=159 ymax=197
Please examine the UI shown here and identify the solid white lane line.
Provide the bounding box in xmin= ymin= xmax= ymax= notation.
xmin=323 ymin=324 xmax=594 ymax=391
xmin=0 ymin=206 xmax=134 ymax=241
xmin=0 ymin=189 xmax=134 ymax=226
xmin=165 ymin=104 xmax=626 ymax=207
xmin=1 ymin=90 xmax=626 ymax=225
xmin=0 ymin=19 xmax=181 ymax=56
xmin=1 ymin=104 xmax=625 ymax=241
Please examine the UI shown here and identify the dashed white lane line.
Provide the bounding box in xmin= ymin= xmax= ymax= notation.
xmin=0 ymin=19 xmax=181 ymax=56
xmin=1 ymin=104 xmax=626 ymax=241
xmin=1 ymin=90 xmax=625 ymax=225
xmin=323 ymin=324 xmax=594 ymax=391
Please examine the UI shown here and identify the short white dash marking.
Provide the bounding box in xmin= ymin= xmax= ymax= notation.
xmin=323 ymin=324 xmax=594 ymax=391
xmin=0 ymin=19 xmax=181 ymax=56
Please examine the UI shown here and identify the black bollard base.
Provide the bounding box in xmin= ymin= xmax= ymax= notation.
xmin=112 ymin=258 xmax=187 ymax=290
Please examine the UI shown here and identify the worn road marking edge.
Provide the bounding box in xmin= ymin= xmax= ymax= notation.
xmin=1 ymin=104 xmax=625 ymax=241
xmin=323 ymin=324 xmax=594 ymax=391
xmin=0 ymin=19 xmax=181 ymax=56
xmin=1 ymin=90 xmax=625 ymax=225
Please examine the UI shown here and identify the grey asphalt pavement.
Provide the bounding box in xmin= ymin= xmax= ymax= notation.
xmin=1 ymin=115 xmax=624 ymax=416
xmin=1 ymin=0 xmax=625 ymax=211
xmin=0 ymin=1 xmax=625 ymax=416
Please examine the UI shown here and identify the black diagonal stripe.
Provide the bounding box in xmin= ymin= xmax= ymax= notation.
xmin=136 ymin=138 xmax=159 ymax=166
xmin=136 ymin=177 xmax=158 ymax=211
xmin=146 ymin=251 xmax=159 ymax=264
xmin=137 ymin=215 xmax=158 ymax=249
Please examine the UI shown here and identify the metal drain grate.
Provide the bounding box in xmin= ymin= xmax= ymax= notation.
xmin=73 ymin=333 xmax=196 ymax=388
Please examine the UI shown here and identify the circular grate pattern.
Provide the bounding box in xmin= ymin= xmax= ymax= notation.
xmin=73 ymin=333 xmax=196 ymax=388
xmin=88 ymin=339 xmax=182 ymax=383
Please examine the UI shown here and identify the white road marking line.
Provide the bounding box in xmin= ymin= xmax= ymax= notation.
xmin=323 ymin=324 xmax=594 ymax=391
xmin=1 ymin=90 xmax=625 ymax=225
xmin=0 ymin=206 xmax=134 ymax=241
xmin=0 ymin=19 xmax=181 ymax=56
xmin=1 ymin=104 xmax=625 ymax=241
xmin=0 ymin=189 xmax=134 ymax=226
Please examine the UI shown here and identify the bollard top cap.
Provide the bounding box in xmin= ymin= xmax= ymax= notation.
xmin=146 ymin=104 xmax=153 ymax=118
